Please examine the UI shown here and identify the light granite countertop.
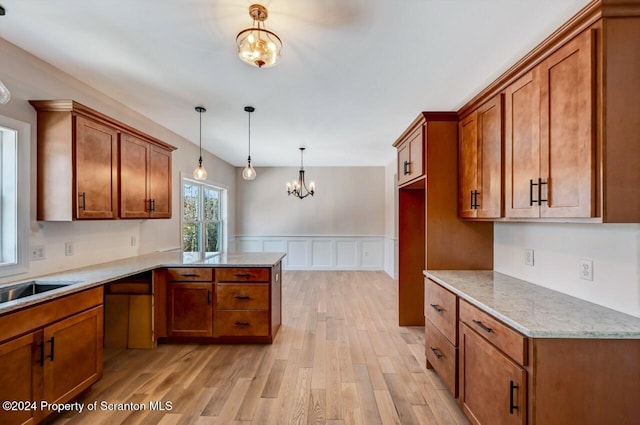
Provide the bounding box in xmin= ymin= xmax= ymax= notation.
xmin=0 ymin=251 xmax=286 ymax=315
xmin=425 ymin=270 xmax=640 ymax=339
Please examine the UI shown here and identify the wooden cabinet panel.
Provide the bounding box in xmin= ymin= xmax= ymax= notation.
xmin=505 ymin=71 xmax=541 ymax=218
xmin=460 ymin=300 xmax=527 ymax=366
xmin=0 ymin=332 xmax=40 ymax=425
xmin=459 ymin=95 xmax=503 ymax=219
xmin=167 ymin=283 xmax=213 ymax=337
xmin=216 ymin=284 xmax=269 ymax=310
xmin=460 ymin=323 xmax=526 ymax=425
xmin=425 ymin=278 xmax=458 ymax=345
xmin=120 ymin=133 xmax=172 ymax=219
xmin=425 ymin=320 xmax=457 ymax=397
xmin=42 ymin=306 xmax=103 ymax=410
xmin=216 ymin=268 xmax=270 ymax=283
xmin=214 ymin=310 xmax=269 ymax=337
xmin=166 ymin=268 xmax=213 ymax=282
xmin=148 ymin=145 xmax=172 ymax=218
xmin=459 ymin=113 xmax=478 ymax=218
xmin=396 ymin=124 xmax=424 ymax=187
xmin=539 ymin=29 xmax=595 ymax=218
xmin=75 ymin=116 xmax=118 ymax=219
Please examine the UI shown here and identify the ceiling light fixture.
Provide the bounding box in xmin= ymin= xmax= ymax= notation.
xmin=242 ymin=106 xmax=257 ymax=181
xmin=193 ymin=106 xmax=207 ymax=181
xmin=0 ymin=79 xmax=10 ymax=105
xmin=236 ymin=4 xmax=282 ymax=68
xmin=287 ymin=147 xmax=315 ymax=199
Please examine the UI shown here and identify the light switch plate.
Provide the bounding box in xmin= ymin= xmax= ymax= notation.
xmin=524 ymin=248 xmax=534 ymax=266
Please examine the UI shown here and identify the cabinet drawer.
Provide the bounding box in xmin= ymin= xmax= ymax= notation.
xmin=216 ymin=268 xmax=269 ymax=283
xmin=426 ymin=320 xmax=457 ymax=397
xmin=217 ymin=284 xmax=269 ymax=310
xmin=215 ymin=311 xmax=269 ymax=337
xmin=460 ymin=300 xmax=527 ymax=366
xmin=425 ymin=279 xmax=458 ymax=345
xmin=166 ymin=268 xmax=213 ymax=282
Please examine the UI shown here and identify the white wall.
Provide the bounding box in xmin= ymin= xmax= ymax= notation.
xmin=0 ymin=38 xmax=236 ymax=284
xmin=494 ymin=222 xmax=640 ymax=317
xmin=384 ymin=159 xmax=398 ymax=278
xmin=234 ymin=166 xmax=386 ymax=270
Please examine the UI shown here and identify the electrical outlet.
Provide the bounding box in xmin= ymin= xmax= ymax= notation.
xmin=130 ymin=236 xmax=137 ymax=247
xmin=64 ymin=242 xmax=74 ymax=256
xmin=524 ymin=248 xmax=534 ymax=266
xmin=30 ymin=245 xmax=46 ymax=261
xmin=579 ymin=259 xmax=594 ymax=281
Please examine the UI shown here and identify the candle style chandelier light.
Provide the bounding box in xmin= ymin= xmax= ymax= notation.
xmin=286 ymin=147 xmax=315 ymax=199
xmin=236 ymin=4 xmax=282 ymax=68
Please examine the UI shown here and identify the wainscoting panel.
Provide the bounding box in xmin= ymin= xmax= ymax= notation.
xmin=233 ymin=236 xmax=385 ymax=271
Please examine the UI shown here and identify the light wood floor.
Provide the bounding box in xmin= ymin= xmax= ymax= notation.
xmin=54 ymin=271 xmax=470 ymax=425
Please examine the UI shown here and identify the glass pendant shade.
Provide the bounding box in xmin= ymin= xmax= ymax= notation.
xmin=236 ymin=4 xmax=282 ymax=68
xmin=193 ymin=106 xmax=207 ymax=181
xmin=0 ymin=79 xmax=10 ymax=105
xmin=242 ymin=163 xmax=256 ymax=180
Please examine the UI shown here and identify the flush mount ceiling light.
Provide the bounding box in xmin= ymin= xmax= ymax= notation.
xmin=287 ymin=147 xmax=315 ymax=199
xmin=236 ymin=4 xmax=282 ymax=68
xmin=0 ymin=79 xmax=10 ymax=105
xmin=193 ymin=106 xmax=207 ymax=181
xmin=242 ymin=106 xmax=257 ymax=181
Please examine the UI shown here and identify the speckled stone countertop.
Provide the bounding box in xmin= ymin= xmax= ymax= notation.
xmin=0 ymin=251 xmax=286 ymax=315
xmin=425 ymin=270 xmax=640 ymax=339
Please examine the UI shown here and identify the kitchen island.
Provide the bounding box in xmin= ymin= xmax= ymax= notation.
xmin=0 ymin=251 xmax=284 ymax=425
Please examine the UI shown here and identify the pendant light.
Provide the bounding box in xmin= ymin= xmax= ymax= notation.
xmin=193 ymin=106 xmax=207 ymax=181
xmin=242 ymin=106 xmax=257 ymax=181
xmin=286 ymin=147 xmax=316 ymax=199
xmin=0 ymin=78 xmax=10 ymax=105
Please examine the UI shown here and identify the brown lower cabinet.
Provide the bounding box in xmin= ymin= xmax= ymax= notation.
xmin=155 ymin=262 xmax=282 ymax=344
xmin=0 ymin=288 xmax=103 ymax=425
xmin=426 ymin=278 xmax=640 ymax=425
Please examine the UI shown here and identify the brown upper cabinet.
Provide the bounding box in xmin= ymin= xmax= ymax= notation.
xmin=505 ymin=30 xmax=594 ymax=219
xmin=394 ymin=118 xmax=424 ymax=187
xmin=119 ymin=133 xmax=172 ymax=219
xmin=459 ymin=95 xmax=504 ymax=219
xmin=30 ymin=100 xmax=176 ymax=221
xmin=458 ymin=0 xmax=640 ymax=223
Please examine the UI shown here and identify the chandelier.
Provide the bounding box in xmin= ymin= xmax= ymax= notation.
xmin=287 ymin=148 xmax=315 ymax=199
xmin=236 ymin=4 xmax=282 ymax=68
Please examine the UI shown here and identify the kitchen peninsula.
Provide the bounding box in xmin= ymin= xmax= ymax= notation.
xmin=0 ymin=251 xmax=284 ymax=425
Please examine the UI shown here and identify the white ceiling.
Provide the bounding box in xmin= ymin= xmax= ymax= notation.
xmin=0 ymin=0 xmax=591 ymax=167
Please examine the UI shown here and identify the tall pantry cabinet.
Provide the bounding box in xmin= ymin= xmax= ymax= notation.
xmin=394 ymin=113 xmax=493 ymax=326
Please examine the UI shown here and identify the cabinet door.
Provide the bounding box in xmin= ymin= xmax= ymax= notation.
xmin=477 ymin=95 xmax=503 ymax=218
xmin=397 ymin=126 xmax=423 ymax=186
xmin=459 ymin=112 xmax=478 ymax=218
xmin=505 ymin=71 xmax=541 ymax=218
xmin=75 ymin=116 xmax=118 ymax=219
xmin=0 ymin=332 xmax=40 ymax=425
xmin=167 ymin=283 xmax=213 ymax=337
xmin=539 ymin=29 xmax=595 ymax=218
xmin=42 ymin=306 xmax=103 ymax=409
xmin=119 ymin=133 xmax=150 ymax=218
xmin=460 ymin=323 xmax=526 ymax=425
xmin=148 ymin=145 xmax=172 ymax=219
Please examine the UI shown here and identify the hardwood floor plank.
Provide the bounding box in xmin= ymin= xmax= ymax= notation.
xmin=49 ymin=271 xmax=469 ymax=425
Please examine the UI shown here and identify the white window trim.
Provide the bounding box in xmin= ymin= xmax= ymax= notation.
xmin=0 ymin=115 xmax=30 ymax=278
xmin=180 ymin=173 xmax=228 ymax=257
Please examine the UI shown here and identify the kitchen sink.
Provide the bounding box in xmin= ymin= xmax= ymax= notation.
xmin=0 ymin=280 xmax=80 ymax=303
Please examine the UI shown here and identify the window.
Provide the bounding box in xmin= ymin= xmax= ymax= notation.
xmin=181 ymin=177 xmax=226 ymax=258
xmin=0 ymin=116 xmax=30 ymax=277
